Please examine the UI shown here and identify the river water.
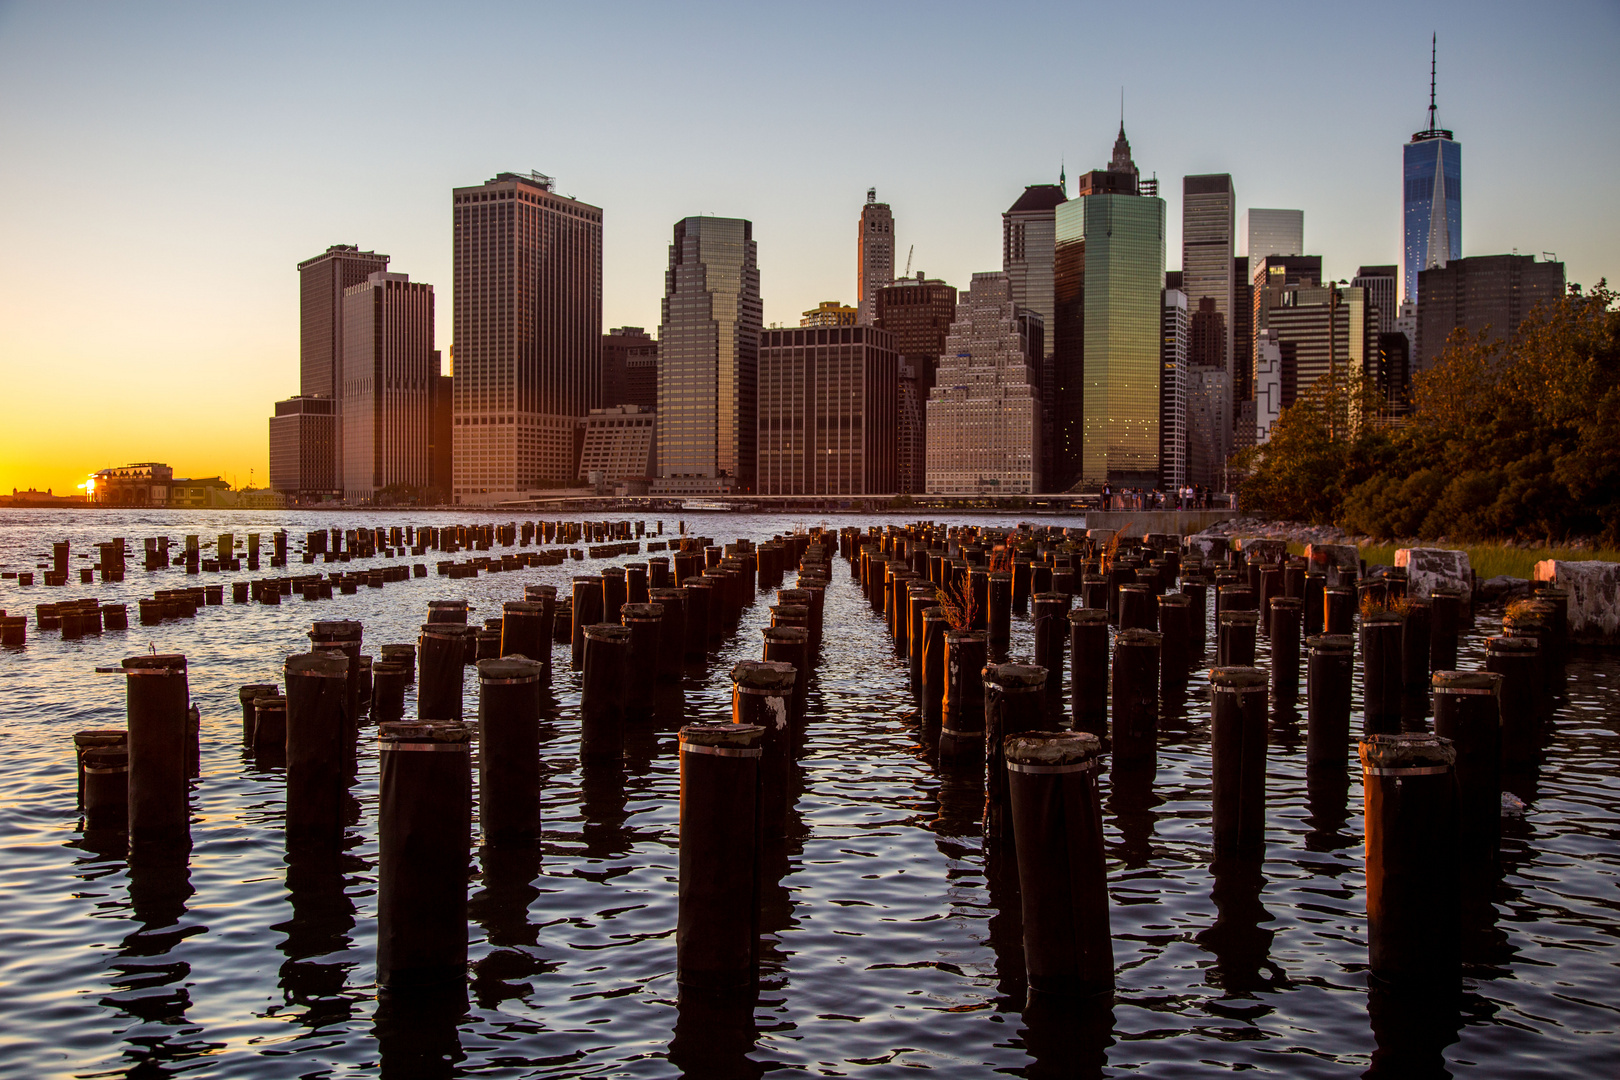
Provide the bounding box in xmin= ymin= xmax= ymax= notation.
xmin=0 ymin=508 xmax=1615 ymax=1078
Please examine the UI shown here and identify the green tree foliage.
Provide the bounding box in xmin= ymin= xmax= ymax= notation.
xmin=1237 ymin=282 xmax=1620 ymax=544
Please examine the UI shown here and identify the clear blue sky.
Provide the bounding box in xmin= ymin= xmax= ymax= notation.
xmin=1 ymin=0 xmax=1616 ymax=491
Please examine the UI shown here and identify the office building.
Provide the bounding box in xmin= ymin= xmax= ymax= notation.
xmin=1190 ymin=296 xmax=1226 ymax=371
xmin=1187 ymin=367 xmax=1232 ymax=491
xmin=801 ymin=301 xmax=858 ymax=327
xmin=578 ymin=405 xmax=656 ymax=488
xmin=452 ymin=171 xmax=602 ymax=504
xmin=926 ymin=273 xmax=1042 ymax=495
xmin=1416 ymin=253 xmax=1565 ymax=370
xmin=1244 ymin=209 xmax=1304 ymax=264
xmin=656 ymin=215 xmax=761 ymax=495
xmin=1004 ymin=181 xmax=1067 ymax=491
xmin=877 ymin=273 xmax=957 ymax=494
xmin=1250 ymin=254 xmax=1323 ymax=394
xmin=1183 ymin=174 xmax=1235 ymax=379
xmin=1255 ymin=281 xmax=1378 ymax=411
xmin=1353 ymin=265 xmax=1400 ymax=337
xmin=1231 ymin=256 xmax=1252 ymax=392
xmin=857 ymin=190 xmax=894 ymax=324
xmin=268 ymin=396 xmax=338 ymax=500
xmin=1376 ymin=332 xmax=1411 ymax=415
xmin=1053 ymin=124 xmax=1167 ymax=490
xmin=757 ymin=324 xmax=898 ymax=495
xmin=431 ymin=370 xmax=452 ymax=498
xmin=1254 ymin=329 xmax=1283 ymax=444
xmin=1161 ymin=289 xmax=1189 ymax=490
xmin=1404 ymin=38 xmax=1461 ymax=305
xmin=602 ymin=327 xmax=658 ymax=412
xmin=338 ymin=272 xmax=435 ymax=502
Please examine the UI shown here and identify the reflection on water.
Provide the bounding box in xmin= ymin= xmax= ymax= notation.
xmin=1 ymin=509 xmax=1617 ymax=1076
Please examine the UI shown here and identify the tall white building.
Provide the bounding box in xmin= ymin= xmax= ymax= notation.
xmin=856 ymin=190 xmax=894 ymax=325
xmin=1244 ymin=208 xmax=1304 ymax=264
xmin=925 ymin=273 xmax=1042 ymax=495
xmin=340 ymin=272 xmax=435 ymax=502
xmin=1003 ymin=181 xmax=1067 ymax=486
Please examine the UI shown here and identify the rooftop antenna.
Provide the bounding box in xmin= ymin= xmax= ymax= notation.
xmin=1428 ymin=34 xmax=1437 ymax=131
xmin=1120 ymin=87 xmax=1125 ymax=132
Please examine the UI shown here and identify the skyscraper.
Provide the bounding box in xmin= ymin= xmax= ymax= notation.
xmin=268 ymin=396 xmax=338 ymax=500
xmin=451 ymin=172 xmax=602 ymax=504
xmin=1415 ymin=254 xmax=1565 ymax=370
xmin=1182 ymin=174 xmax=1235 ymax=378
xmin=656 ymin=216 xmax=761 ymax=495
xmin=1403 ymin=37 xmax=1461 ymax=305
xmin=340 ymin=272 xmax=435 ymax=502
xmin=1052 ymin=124 xmax=1167 ymax=490
xmin=856 ymin=190 xmax=894 ymax=324
xmin=1244 ymin=209 xmax=1304 ymax=265
xmin=602 ymin=327 xmax=658 ymax=412
xmin=1160 ymin=288 xmax=1189 ymax=491
xmin=757 ymin=325 xmax=898 ymax=495
xmin=1353 ymin=265 xmax=1400 ymax=337
xmin=877 ymin=273 xmax=958 ymax=495
xmin=1004 ymin=181 xmax=1067 ymax=491
xmin=926 ymin=273 xmax=1042 ymax=495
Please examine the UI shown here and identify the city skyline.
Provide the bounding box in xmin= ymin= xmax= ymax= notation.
xmin=1 ymin=2 xmax=1616 ymax=494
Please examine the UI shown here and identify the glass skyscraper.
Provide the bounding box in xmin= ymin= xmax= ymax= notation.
xmin=656 ymin=216 xmax=761 ymax=494
xmin=1052 ymin=126 xmax=1166 ymax=490
xmin=1403 ymin=40 xmax=1461 ymax=304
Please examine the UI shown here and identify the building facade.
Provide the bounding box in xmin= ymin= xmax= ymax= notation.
xmin=801 ymin=301 xmax=858 ymax=327
xmin=1415 ymin=254 xmax=1565 ymax=370
xmin=1187 ymin=367 xmax=1232 ymax=491
xmin=1256 ymin=282 xmax=1378 ymax=411
xmin=1244 ymin=209 xmax=1304 ymax=265
xmin=340 ymin=272 xmax=435 ymax=501
xmin=757 ymin=325 xmax=898 ymax=495
xmin=926 ymin=273 xmax=1042 ymax=495
xmin=577 ymin=405 xmax=656 ymax=486
xmin=1160 ymin=288 xmax=1189 ymax=490
xmin=1052 ymin=125 xmax=1167 ymax=490
xmin=269 ymin=395 xmax=338 ymax=499
xmin=657 ymin=215 xmax=761 ymax=494
xmin=856 ymin=190 xmax=894 ymax=324
xmin=602 ymin=326 xmax=658 ymax=413
xmin=1353 ymin=265 xmax=1400 ymax=337
xmin=876 ymin=273 xmax=958 ymax=495
xmin=451 ymin=171 xmax=602 ymax=503
xmin=1004 ymin=182 xmax=1067 ymax=491
xmin=1182 ymin=174 xmax=1235 ymax=381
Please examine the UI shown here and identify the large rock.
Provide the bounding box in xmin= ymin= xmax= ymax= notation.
xmin=1533 ymin=560 xmax=1620 ymax=644
xmin=1304 ymin=543 xmax=1360 ymax=584
xmin=1395 ymin=548 xmax=1472 ymax=607
xmin=1185 ymin=533 xmax=1228 ymax=560
xmin=1234 ymin=537 xmax=1288 ymax=563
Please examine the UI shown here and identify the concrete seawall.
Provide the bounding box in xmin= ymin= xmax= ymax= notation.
xmin=1083 ymin=510 xmax=1239 ymax=536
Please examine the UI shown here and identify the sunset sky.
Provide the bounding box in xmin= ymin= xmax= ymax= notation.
xmin=2 ymin=1 xmax=1616 ymax=496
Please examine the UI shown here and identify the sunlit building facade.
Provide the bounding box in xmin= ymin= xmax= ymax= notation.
xmin=925 ymin=273 xmax=1042 ymax=495
xmin=756 ymin=325 xmax=898 ymax=495
xmin=339 ymin=272 xmax=435 ymax=502
xmin=657 ymin=216 xmax=761 ymax=494
xmin=1182 ymin=174 xmax=1235 ymax=379
xmin=857 ymin=191 xmax=894 ymax=325
xmin=876 ymin=273 xmax=958 ymax=494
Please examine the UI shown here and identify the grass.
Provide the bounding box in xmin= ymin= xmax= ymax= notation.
xmin=1284 ymin=540 xmax=1620 ymax=579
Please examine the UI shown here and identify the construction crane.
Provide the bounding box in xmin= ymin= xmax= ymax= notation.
xmin=902 ymin=244 xmax=913 ymax=278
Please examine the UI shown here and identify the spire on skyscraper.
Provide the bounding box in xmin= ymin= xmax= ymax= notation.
xmin=1428 ymin=33 xmax=1438 ymax=133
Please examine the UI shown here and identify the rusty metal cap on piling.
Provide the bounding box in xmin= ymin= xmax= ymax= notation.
xmin=1485 ymin=634 xmax=1538 ymax=654
xmin=285 ymin=652 xmax=349 ymax=679
xmin=572 ymin=574 xmax=604 ymax=585
xmin=582 ymin=623 xmax=631 ymax=643
xmin=524 ymin=584 xmax=558 ymax=601
xmin=771 ymin=604 xmax=811 ymax=620
xmin=601 ymin=566 xmax=627 ymax=579
xmin=309 ymin=619 xmax=364 ymax=643
xmin=945 ymin=629 xmax=987 ymax=643
xmin=371 ymin=661 xmax=408 ymax=676
xmin=238 ymin=682 xmax=278 ymax=703
xmin=921 ymin=606 xmax=949 ymax=622
xmin=620 ymin=603 xmax=664 ymax=622
xmin=1160 ymin=593 xmax=1192 ymax=607
xmin=379 ymin=720 xmax=472 ymax=744
xmin=778 ymin=588 xmax=813 ymax=605
xmin=1433 ymin=670 xmax=1503 ymax=694
xmin=1032 ymin=591 xmax=1070 ymax=604
xmin=419 ymin=622 xmax=472 ymax=640
xmin=122 ymin=654 xmax=187 ymax=675
xmin=1307 ymin=634 xmax=1354 ymax=653
xmin=1004 ymin=729 xmax=1101 ymax=768
xmin=985 ymin=663 xmax=1047 ymax=690
xmin=1068 ymin=608 xmax=1109 ymax=625
xmin=1359 ymin=732 xmax=1455 ymax=771
xmin=1269 ymin=596 xmax=1303 ymax=610
xmin=74 ymin=729 xmax=127 ymax=749
xmin=1362 ymin=611 xmax=1403 ymax=626
xmin=1116 ymin=628 xmax=1163 ymax=647
xmin=1218 ymin=611 xmax=1260 ymax=625
xmin=681 ymin=721 xmax=764 ymax=751
xmin=731 ymin=660 xmax=796 ymax=692
xmin=477 ymin=656 xmax=543 ymax=683
xmin=1209 ymin=666 xmax=1269 ymax=689
xmin=649 ymin=587 xmax=685 ymax=601
xmin=504 ymin=600 xmax=549 ymax=615
xmin=253 ymin=694 xmax=286 ymax=709
xmin=762 ymin=625 xmax=809 ymax=643
xmin=680 ymin=576 xmax=713 ymax=588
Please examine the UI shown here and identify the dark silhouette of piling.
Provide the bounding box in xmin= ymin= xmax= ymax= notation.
xmin=74 ymin=729 xmax=126 ymax=808
xmin=939 ymin=630 xmax=988 ymax=765
xmin=680 ymin=577 xmax=713 ymax=661
xmin=732 ymin=661 xmax=795 ymax=840
xmin=1432 ymin=671 xmax=1502 ymax=866
xmin=987 ymin=572 xmax=1013 ymax=652
xmin=1360 ymin=733 xmax=1459 ymax=985
xmin=1486 ymin=635 xmax=1540 ymax=778
xmin=1032 ymin=592 xmax=1069 ymax=708
xmin=983 ymin=664 xmax=1048 ymax=844
xmin=1159 ymin=593 xmax=1192 ymax=689
xmin=1216 ymin=610 xmax=1258 ymax=667
xmin=1210 ymin=667 xmax=1269 ymax=858
xmin=123 ymin=654 xmax=190 ymax=847
xmin=252 ymin=694 xmax=287 ymax=756
xmin=571 ymin=575 xmax=604 ymax=668
xmin=762 ymin=626 xmax=810 ymax=730
xmin=649 ymin=588 xmax=687 ymax=682
xmin=1306 ymin=635 xmax=1354 ymax=769
xmin=82 ymin=743 xmax=128 ymax=830
xmin=921 ymin=607 xmax=949 ymax=729
xmin=1270 ymin=597 xmax=1303 ymax=706
xmin=417 ymin=625 xmax=469 ymax=722
xmin=371 ymin=661 xmax=408 ymax=725
xmin=1118 ymin=584 xmax=1154 ymax=632
xmin=1325 ymin=586 xmax=1356 ymax=636
xmin=1303 ymin=572 xmax=1326 ymax=637
xmin=377 ymin=720 xmax=473 ymax=990
xmin=1004 ymin=730 xmax=1112 ymax=999
xmin=677 ymin=722 xmax=764 ymax=991
xmin=1068 ymin=609 xmax=1109 ymax=737
xmin=581 ymin=624 xmax=630 ymax=761
xmin=1111 ymin=630 xmax=1161 ymax=768
xmin=601 ymin=566 xmax=627 ymax=625
xmin=1400 ymin=599 xmax=1433 ymax=724
xmin=238 ymin=683 xmax=278 ymax=746
xmin=284 ymin=651 xmax=350 ymax=841
xmin=620 ymin=603 xmax=664 ymax=721
xmin=477 ymin=657 xmax=544 ymax=845
xmin=1429 ymin=588 xmax=1462 ymax=674
xmin=501 ymin=599 xmax=552 ymax=667
xmin=1361 ymin=613 xmax=1404 ymax=735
